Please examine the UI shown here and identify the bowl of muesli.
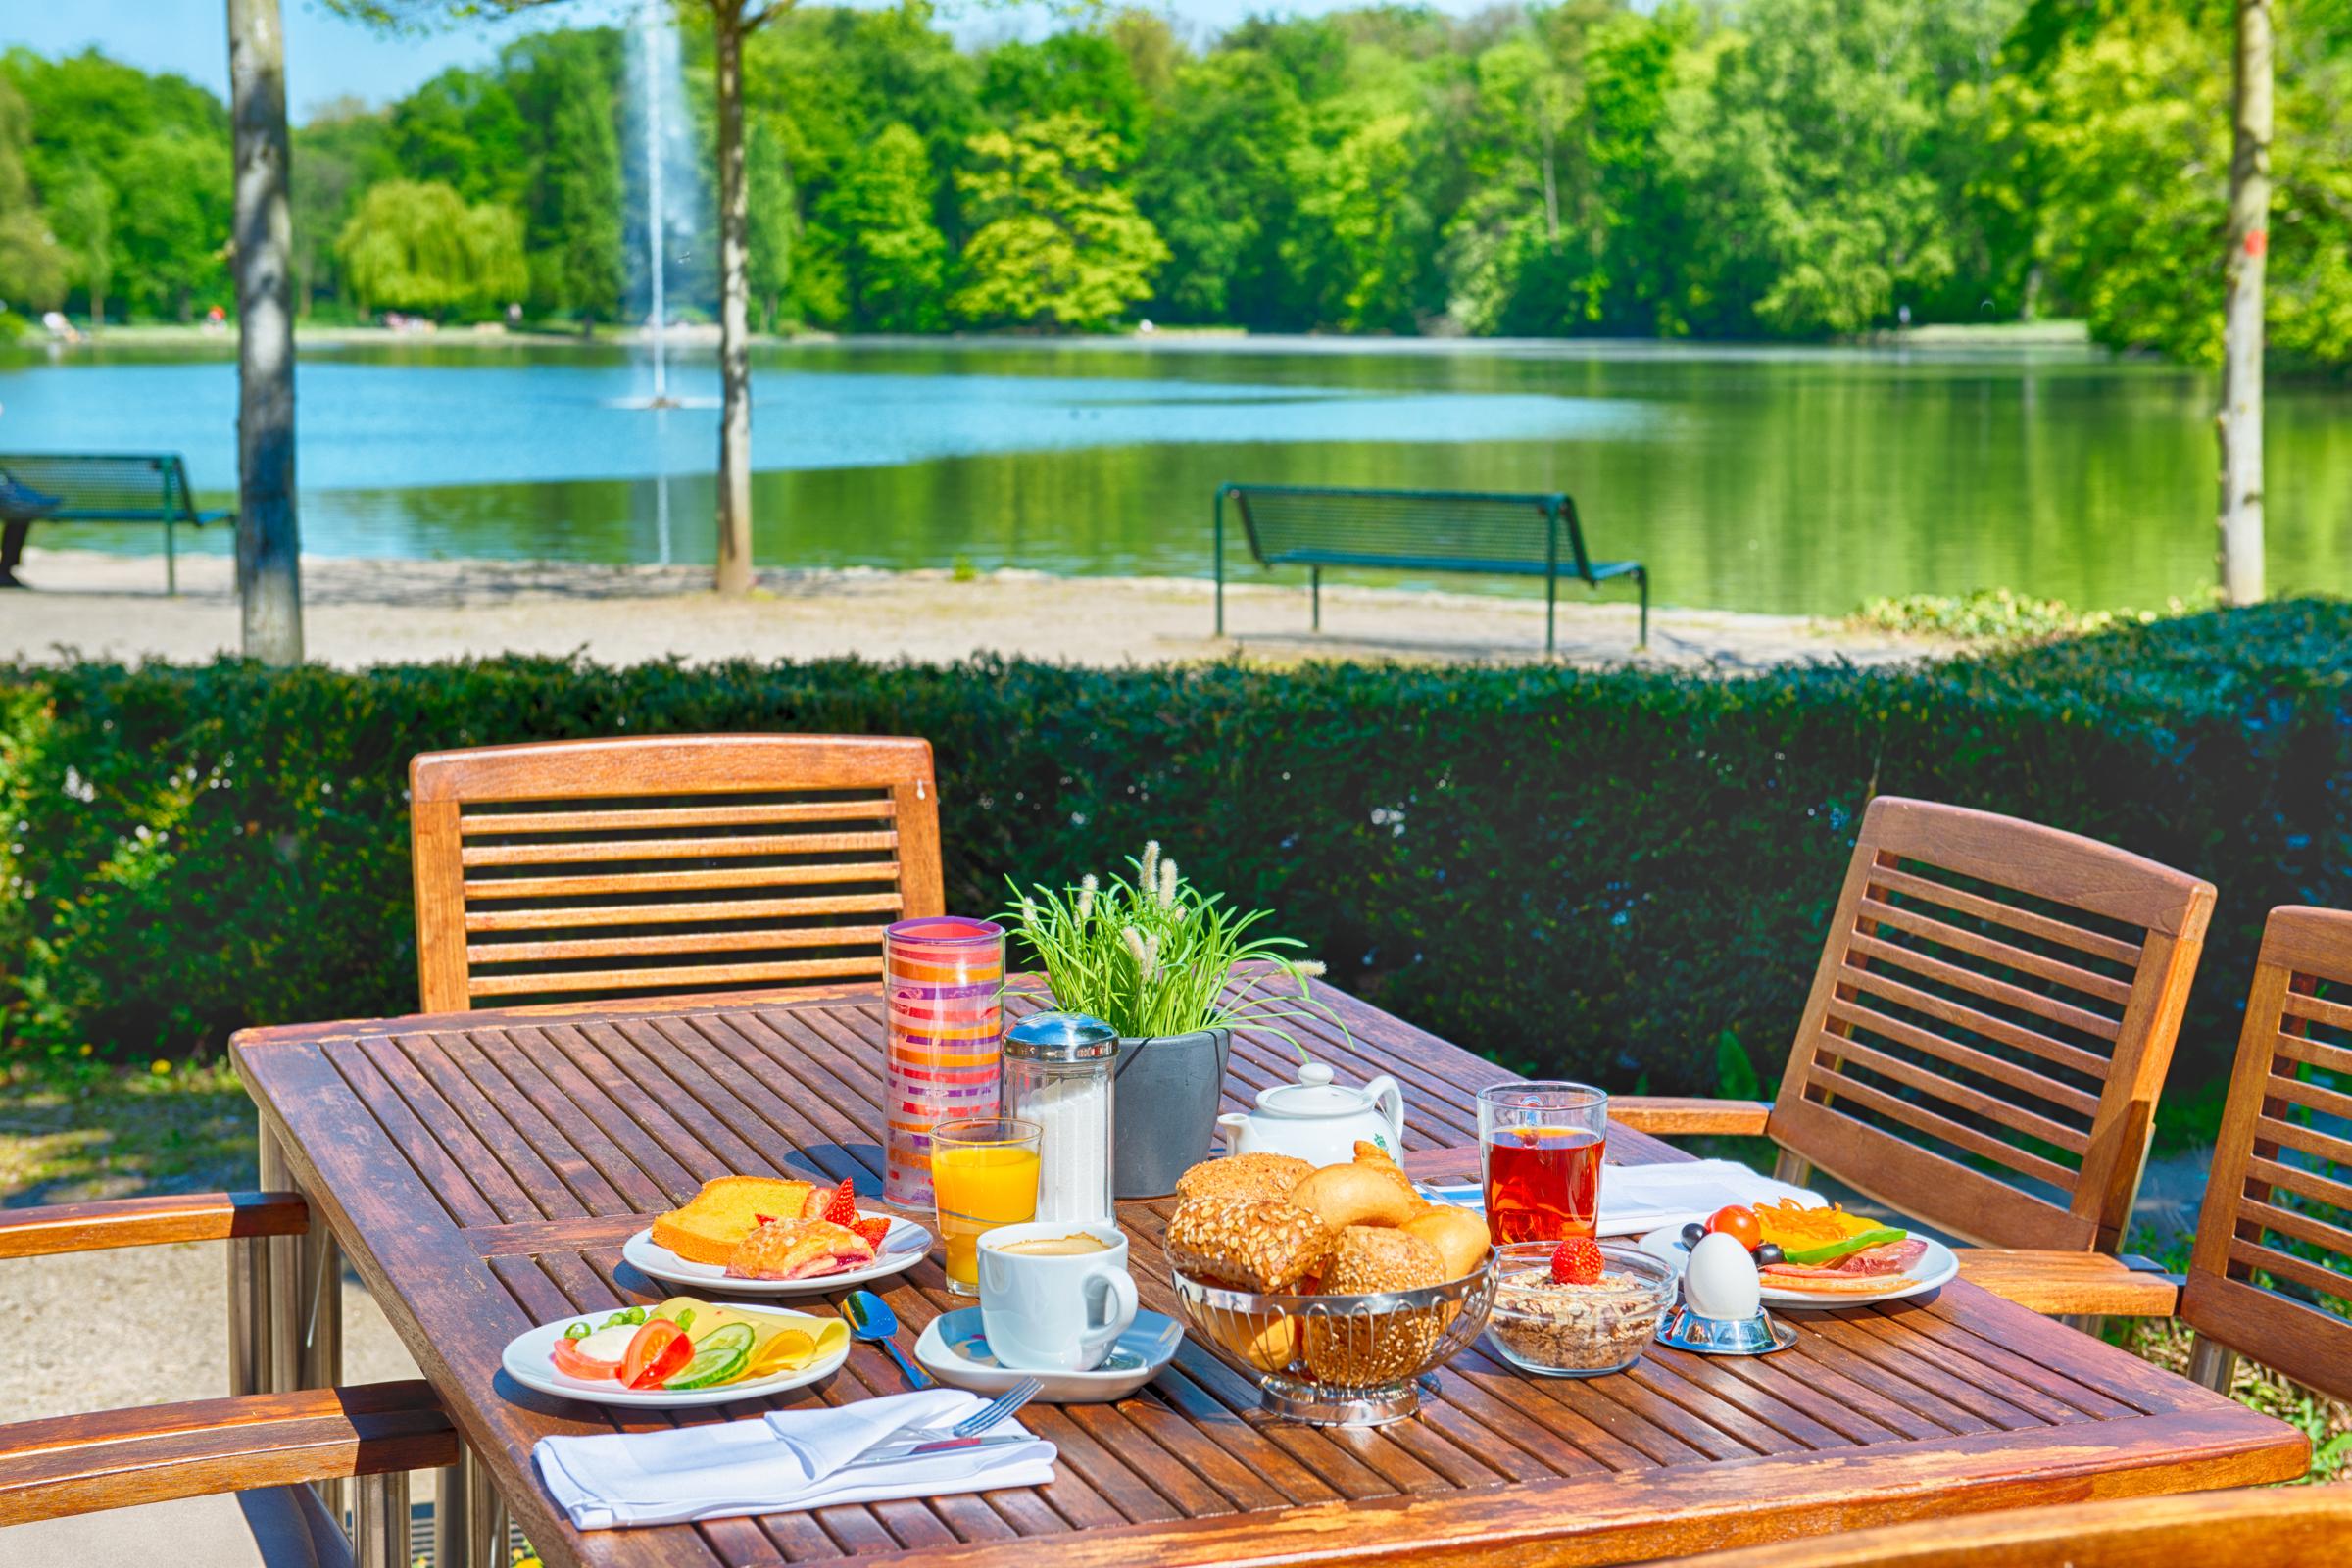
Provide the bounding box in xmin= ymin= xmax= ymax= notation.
xmin=1484 ymin=1239 xmax=1677 ymax=1378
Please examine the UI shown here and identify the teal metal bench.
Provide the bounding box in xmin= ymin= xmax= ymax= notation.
xmin=1214 ymin=483 xmax=1647 ymax=654
xmin=0 ymin=453 xmax=233 ymax=595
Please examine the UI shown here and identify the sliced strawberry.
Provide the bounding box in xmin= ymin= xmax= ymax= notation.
xmin=1549 ymin=1237 xmax=1604 ymax=1286
xmin=820 ymin=1177 xmax=858 ymax=1227
xmin=851 ymin=1216 xmax=892 ymax=1250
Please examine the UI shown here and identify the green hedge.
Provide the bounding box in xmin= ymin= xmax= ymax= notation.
xmin=2 ymin=602 xmax=2347 ymax=1100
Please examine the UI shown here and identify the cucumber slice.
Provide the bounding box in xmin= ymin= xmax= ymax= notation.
xmin=664 ymin=1321 xmax=757 ymax=1389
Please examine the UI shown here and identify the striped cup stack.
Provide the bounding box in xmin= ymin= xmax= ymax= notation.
xmin=882 ymin=916 xmax=1006 ymax=1206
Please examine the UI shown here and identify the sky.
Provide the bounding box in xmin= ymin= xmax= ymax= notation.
xmin=0 ymin=0 xmax=1481 ymax=123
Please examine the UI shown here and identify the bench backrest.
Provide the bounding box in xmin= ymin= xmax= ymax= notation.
xmin=1223 ymin=484 xmax=1594 ymax=578
xmin=2183 ymin=905 xmax=2352 ymax=1404
xmin=0 ymin=453 xmax=195 ymax=520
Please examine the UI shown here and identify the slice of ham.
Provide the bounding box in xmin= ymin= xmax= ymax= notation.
xmin=1762 ymin=1238 xmax=1927 ymax=1279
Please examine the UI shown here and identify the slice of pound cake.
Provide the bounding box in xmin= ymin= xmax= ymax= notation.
xmin=650 ymin=1176 xmax=816 ymax=1265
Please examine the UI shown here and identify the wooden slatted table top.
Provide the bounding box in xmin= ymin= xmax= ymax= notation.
xmin=229 ymin=981 xmax=2305 ymax=1568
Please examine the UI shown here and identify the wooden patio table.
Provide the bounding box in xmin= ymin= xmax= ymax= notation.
xmin=228 ymin=979 xmax=2306 ymax=1568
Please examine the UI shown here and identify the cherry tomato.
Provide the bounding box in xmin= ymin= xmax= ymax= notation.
xmin=1705 ymin=1204 xmax=1763 ymax=1251
xmin=551 ymin=1338 xmax=619 ymax=1382
xmin=619 ymin=1319 xmax=691 ymax=1390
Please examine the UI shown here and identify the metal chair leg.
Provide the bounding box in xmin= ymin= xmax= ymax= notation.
xmin=2058 ymin=1313 xmax=2103 ymax=1336
xmin=1772 ymin=1149 xmax=1813 ymax=1187
xmin=351 ymin=1471 xmax=410 ymax=1568
xmin=2189 ymin=1334 xmax=2239 ymax=1394
xmin=227 ymin=1233 xmax=270 ymax=1397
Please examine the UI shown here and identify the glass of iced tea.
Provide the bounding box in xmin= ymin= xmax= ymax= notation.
xmin=930 ymin=1116 xmax=1042 ymax=1295
xmin=1479 ymin=1082 xmax=1608 ymax=1245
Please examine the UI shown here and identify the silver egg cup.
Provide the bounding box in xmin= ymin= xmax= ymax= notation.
xmin=1654 ymin=1300 xmax=1798 ymax=1356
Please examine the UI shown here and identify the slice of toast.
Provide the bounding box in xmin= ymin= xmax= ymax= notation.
xmin=651 ymin=1176 xmax=815 ymax=1266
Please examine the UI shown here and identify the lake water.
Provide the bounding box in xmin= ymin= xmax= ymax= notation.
xmin=4 ymin=334 xmax=2349 ymax=616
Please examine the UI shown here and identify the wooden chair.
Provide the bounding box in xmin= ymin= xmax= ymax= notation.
xmin=1615 ymin=796 xmax=2213 ymax=1315
xmin=0 ymin=1192 xmax=456 ymax=1565
xmin=1643 ymin=1489 xmax=2348 ymax=1566
xmin=2176 ymin=905 xmax=2352 ymax=1400
xmin=409 ymin=733 xmax=945 ymax=1013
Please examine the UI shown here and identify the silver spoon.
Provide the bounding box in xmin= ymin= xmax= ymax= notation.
xmin=842 ymin=1290 xmax=934 ymax=1389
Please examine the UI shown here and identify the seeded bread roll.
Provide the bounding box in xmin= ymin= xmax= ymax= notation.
xmin=1174 ymin=1152 xmax=1315 ymax=1204
xmin=1303 ymin=1225 xmax=1448 ymax=1385
xmin=1164 ymin=1197 xmax=1334 ymax=1293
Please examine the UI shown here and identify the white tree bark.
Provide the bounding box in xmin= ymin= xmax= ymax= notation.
xmin=227 ymin=0 xmax=304 ymax=662
xmin=2217 ymin=0 xmax=2271 ymax=606
xmin=712 ymin=1 xmax=756 ymax=598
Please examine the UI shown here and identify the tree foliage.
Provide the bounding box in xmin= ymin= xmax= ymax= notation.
xmin=952 ymin=112 xmax=1167 ymax=330
xmin=7 ymin=2 xmax=2352 ymax=363
xmin=334 ymin=178 xmax=527 ymax=318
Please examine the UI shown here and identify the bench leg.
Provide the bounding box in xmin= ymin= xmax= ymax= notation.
xmin=1636 ymin=566 xmax=1649 ymax=651
xmin=1213 ymin=489 xmax=1225 ymax=639
xmin=1310 ymin=566 xmax=1320 ymax=633
xmin=166 ymin=513 xmax=177 ymax=596
xmin=1546 ymin=571 xmax=1557 ymax=658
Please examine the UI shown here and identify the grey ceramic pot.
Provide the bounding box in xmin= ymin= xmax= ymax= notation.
xmin=1110 ymin=1026 xmax=1231 ymax=1199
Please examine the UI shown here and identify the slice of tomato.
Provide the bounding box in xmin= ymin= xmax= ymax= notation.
xmin=551 ymin=1338 xmax=620 ymax=1382
xmin=620 ymin=1319 xmax=691 ymax=1390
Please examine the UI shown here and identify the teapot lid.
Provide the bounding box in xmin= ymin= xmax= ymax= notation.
xmin=1254 ymin=1061 xmax=1367 ymax=1118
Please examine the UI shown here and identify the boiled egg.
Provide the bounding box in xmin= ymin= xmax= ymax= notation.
xmin=1684 ymin=1231 xmax=1762 ymax=1320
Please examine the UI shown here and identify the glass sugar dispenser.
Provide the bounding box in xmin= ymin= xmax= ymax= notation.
xmin=1000 ymin=1010 xmax=1120 ymax=1224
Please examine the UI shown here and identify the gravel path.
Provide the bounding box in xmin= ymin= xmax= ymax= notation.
xmin=4 ymin=549 xmax=1934 ymax=672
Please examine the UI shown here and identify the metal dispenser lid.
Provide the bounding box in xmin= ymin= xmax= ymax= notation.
xmin=1003 ymin=1010 xmax=1120 ymax=1062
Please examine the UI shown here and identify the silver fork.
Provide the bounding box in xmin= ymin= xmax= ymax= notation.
xmin=849 ymin=1378 xmax=1044 ymax=1468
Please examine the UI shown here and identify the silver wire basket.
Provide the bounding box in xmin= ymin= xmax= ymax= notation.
xmin=1168 ymin=1259 xmax=1498 ymax=1425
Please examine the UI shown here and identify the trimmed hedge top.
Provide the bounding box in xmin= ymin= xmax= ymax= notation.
xmin=2 ymin=601 xmax=2347 ymax=1102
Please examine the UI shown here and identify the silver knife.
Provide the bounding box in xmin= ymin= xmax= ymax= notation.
xmin=843 ymin=1433 xmax=1037 ymax=1471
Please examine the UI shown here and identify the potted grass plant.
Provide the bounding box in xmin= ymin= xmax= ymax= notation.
xmin=1004 ymin=841 xmax=1342 ymax=1197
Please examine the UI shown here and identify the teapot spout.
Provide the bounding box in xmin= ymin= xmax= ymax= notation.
xmin=1214 ymin=1111 xmax=1249 ymax=1154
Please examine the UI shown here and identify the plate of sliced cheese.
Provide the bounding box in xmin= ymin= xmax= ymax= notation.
xmin=502 ymin=1297 xmax=850 ymax=1408
xmin=623 ymin=1175 xmax=930 ymax=1298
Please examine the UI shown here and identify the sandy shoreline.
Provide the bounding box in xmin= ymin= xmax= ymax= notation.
xmin=1 ymin=548 xmax=1935 ymax=671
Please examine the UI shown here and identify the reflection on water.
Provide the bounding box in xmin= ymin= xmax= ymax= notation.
xmin=2 ymin=335 xmax=2348 ymax=616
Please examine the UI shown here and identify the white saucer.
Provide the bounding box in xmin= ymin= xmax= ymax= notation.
xmin=621 ymin=1213 xmax=930 ymax=1297
xmin=913 ymin=1307 xmax=1182 ymax=1402
xmin=1635 ymin=1225 xmax=1959 ymax=1309
xmin=500 ymin=1303 xmax=848 ymax=1408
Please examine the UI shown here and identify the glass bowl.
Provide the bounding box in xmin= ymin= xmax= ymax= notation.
xmin=1483 ymin=1240 xmax=1677 ymax=1378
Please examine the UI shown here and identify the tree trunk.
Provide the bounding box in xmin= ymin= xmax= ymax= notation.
xmin=2217 ymin=0 xmax=2271 ymax=607
xmin=227 ymin=0 xmax=304 ymax=664
xmin=712 ymin=1 xmax=756 ymax=598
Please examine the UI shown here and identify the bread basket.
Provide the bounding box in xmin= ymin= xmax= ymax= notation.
xmin=1167 ymin=1259 xmax=1497 ymax=1425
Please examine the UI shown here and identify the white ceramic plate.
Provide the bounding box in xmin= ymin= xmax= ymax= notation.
xmin=913 ymin=1307 xmax=1183 ymax=1402
xmin=500 ymin=1304 xmax=849 ymax=1408
xmin=621 ymin=1213 xmax=931 ymax=1297
xmin=1636 ymin=1225 xmax=1960 ymax=1309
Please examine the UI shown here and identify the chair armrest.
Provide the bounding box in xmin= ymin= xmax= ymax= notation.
xmin=1609 ymin=1097 xmax=1773 ymax=1137
xmin=0 ymin=1381 xmax=457 ymax=1526
xmin=1953 ymin=1249 xmax=2182 ymax=1317
xmin=0 ymin=1192 xmax=308 ymax=1260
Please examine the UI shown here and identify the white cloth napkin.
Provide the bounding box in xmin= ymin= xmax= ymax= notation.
xmin=534 ymin=1389 xmax=1056 ymax=1531
xmin=1421 ymin=1159 xmax=1825 ymax=1238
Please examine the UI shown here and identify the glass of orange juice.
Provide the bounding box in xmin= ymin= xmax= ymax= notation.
xmin=929 ymin=1116 xmax=1042 ymax=1295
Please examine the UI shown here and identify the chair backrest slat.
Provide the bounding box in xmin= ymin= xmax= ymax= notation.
xmin=2183 ymin=905 xmax=2352 ymax=1403
xmin=1768 ymin=797 xmax=2214 ymax=1251
xmin=409 ymin=734 xmax=944 ymax=1013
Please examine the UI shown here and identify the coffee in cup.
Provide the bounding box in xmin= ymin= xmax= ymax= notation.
xmin=997 ymin=1233 xmax=1112 ymax=1257
xmin=976 ymin=1220 xmax=1137 ymax=1372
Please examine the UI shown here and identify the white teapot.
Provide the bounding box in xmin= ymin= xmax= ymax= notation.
xmin=1216 ymin=1062 xmax=1406 ymax=1168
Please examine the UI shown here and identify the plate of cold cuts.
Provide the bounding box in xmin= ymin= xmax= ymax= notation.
xmin=1637 ymin=1203 xmax=1958 ymax=1310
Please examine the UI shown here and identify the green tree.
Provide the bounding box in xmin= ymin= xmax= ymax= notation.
xmin=819 ymin=122 xmax=945 ymax=331
xmin=502 ymin=30 xmax=624 ymax=327
xmin=0 ymin=74 xmax=69 ymax=312
xmin=291 ymin=99 xmax=396 ymax=317
xmin=745 ymin=114 xmax=800 ymax=332
xmin=334 ymin=178 xmax=528 ymax=318
xmin=953 ymin=111 xmax=1168 ymax=331
xmin=1283 ymin=94 xmax=1433 ymax=330
xmin=388 ymin=65 xmax=530 ymax=209
xmin=1133 ymin=47 xmax=1304 ymax=324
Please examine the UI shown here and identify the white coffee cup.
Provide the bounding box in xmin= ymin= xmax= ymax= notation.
xmin=976 ymin=1219 xmax=1138 ymax=1373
